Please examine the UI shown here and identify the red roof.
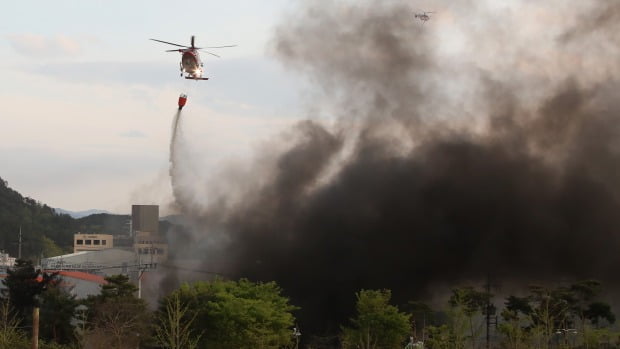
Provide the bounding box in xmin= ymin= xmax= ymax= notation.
xmin=0 ymin=271 xmax=107 ymax=285
xmin=55 ymin=271 xmax=107 ymax=284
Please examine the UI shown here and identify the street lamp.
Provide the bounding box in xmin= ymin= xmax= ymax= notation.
xmin=555 ymin=328 xmax=578 ymax=347
xmin=293 ymin=327 xmax=301 ymax=349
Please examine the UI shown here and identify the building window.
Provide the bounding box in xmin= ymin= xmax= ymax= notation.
xmin=76 ymin=240 xmax=83 ymax=245
xmin=102 ymin=240 xmax=107 ymax=245
xmin=85 ymin=240 xmax=92 ymax=245
xmin=94 ymin=240 xmax=100 ymax=245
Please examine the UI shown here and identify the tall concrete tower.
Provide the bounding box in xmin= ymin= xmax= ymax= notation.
xmin=131 ymin=205 xmax=159 ymax=234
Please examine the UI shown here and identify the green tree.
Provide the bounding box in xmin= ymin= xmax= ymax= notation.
xmin=1 ymin=259 xmax=58 ymax=325
xmin=448 ymin=286 xmax=492 ymax=349
xmin=566 ymin=280 xmax=616 ymax=348
xmin=582 ymin=328 xmax=617 ymax=348
xmin=498 ymin=296 xmax=532 ymax=349
xmin=0 ymin=300 xmax=30 ymax=348
xmin=341 ymin=289 xmax=411 ymax=349
xmin=584 ymin=301 xmax=615 ymax=327
xmin=494 ymin=281 xmax=616 ymax=349
xmin=170 ymin=278 xmax=297 ymax=349
xmin=406 ymin=301 xmax=439 ymax=341
xmin=0 ymin=178 xmax=76 ymax=258
xmin=84 ymin=274 xmax=151 ymax=349
xmin=155 ymin=292 xmax=202 ymax=349
xmin=425 ymin=324 xmax=452 ymax=349
xmin=528 ymin=285 xmax=573 ymax=349
xmin=99 ymin=274 xmax=138 ymax=299
xmin=40 ymin=236 xmax=65 ymax=258
xmin=39 ymin=283 xmax=78 ymax=345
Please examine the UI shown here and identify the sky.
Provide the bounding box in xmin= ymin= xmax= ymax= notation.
xmin=0 ymin=1 xmax=305 ymax=213
xmin=0 ymin=0 xmax=598 ymax=215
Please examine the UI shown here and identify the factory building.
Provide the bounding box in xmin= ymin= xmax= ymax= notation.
xmin=131 ymin=205 xmax=159 ymax=234
xmin=131 ymin=204 xmax=168 ymax=263
xmin=42 ymin=248 xmax=137 ymax=277
xmin=134 ymin=230 xmax=168 ymax=264
xmin=74 ymin=233 xmax=114 ymax=253
xmin=32 ymin=204 xmax=167 ymax=299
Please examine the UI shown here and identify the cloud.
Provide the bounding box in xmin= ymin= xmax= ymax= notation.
xmin=30 ymin=61 xmax=170 ymax=86
xmin=119 ymin=129 xmax=147 ymax=138
xmin=21 ymin=58 xmax=305 ymax=117
xmin=6 ymin=33 xmax=81 ymax=57
xmin=27 ymin=57 xmax=302 ymax=95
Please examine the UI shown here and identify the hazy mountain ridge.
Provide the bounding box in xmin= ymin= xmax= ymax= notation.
xmin=0 ymin=177 xmax=176 ymax=259
xmin=54 ymin=208 xmax=111 ymax=219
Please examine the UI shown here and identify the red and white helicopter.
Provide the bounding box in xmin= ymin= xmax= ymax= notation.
xmin=414 ymin=11 xmax=434 ymax=24
xmin=150 ymin=35 xmax=235 ymax=80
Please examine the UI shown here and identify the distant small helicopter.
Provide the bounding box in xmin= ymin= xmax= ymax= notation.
xmin=414 ymin=11 xmax=434 ymax=24
xmin=150 ymin=35 xmax=236 ymax=80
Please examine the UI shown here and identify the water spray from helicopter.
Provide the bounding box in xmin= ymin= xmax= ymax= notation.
xmin=151 ymin=35 xmax=236 ymax=204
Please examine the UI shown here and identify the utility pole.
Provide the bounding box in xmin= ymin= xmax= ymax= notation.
xmin=18 ymin=226 xmax=22 ymax=259
xmin=422 ymin=312 xmax=426 ymax=342
xmin=137 ymin=263 xmax=157 ymax=299
xmin=32 ymin=307 xmax=39 ymax=349
xmin=486 ymin=280 xmax=491 ymax=349
xmin=485 ymin=276 xmax=498 ymax=349
xmin=138 ymin=268 xmax=144 ymax=299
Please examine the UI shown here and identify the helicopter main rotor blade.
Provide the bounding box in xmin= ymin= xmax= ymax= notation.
xmin=195 ymin=45 xmax=237 ymax=49
xmin=165 ymin=49 xmax=181 ymax=52
xmin=150 ymin=38 xmax=189 ymax=48
xmin=199 ymin=50 xmax=221 ymax=58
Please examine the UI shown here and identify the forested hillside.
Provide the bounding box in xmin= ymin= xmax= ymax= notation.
xmin=0 ymin=177 xmax=149 ymax=260
xmin=0 ymin=178 xmax=76 ymax=259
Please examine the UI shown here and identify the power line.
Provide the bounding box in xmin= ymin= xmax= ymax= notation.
xmin=158 ymin=262 xmax=229 ymax=277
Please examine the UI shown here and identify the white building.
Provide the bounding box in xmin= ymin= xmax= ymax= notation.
xmin=42 ymin=248 xmax=137 ymax=277
xmin=56 ymin=271 xmax=107 ymax=299
xmin=0 ymin=252 xmax=15 ymax=268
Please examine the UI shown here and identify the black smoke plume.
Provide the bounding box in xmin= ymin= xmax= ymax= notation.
xmin=167 ymin=0 xmax=620 ymax=334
